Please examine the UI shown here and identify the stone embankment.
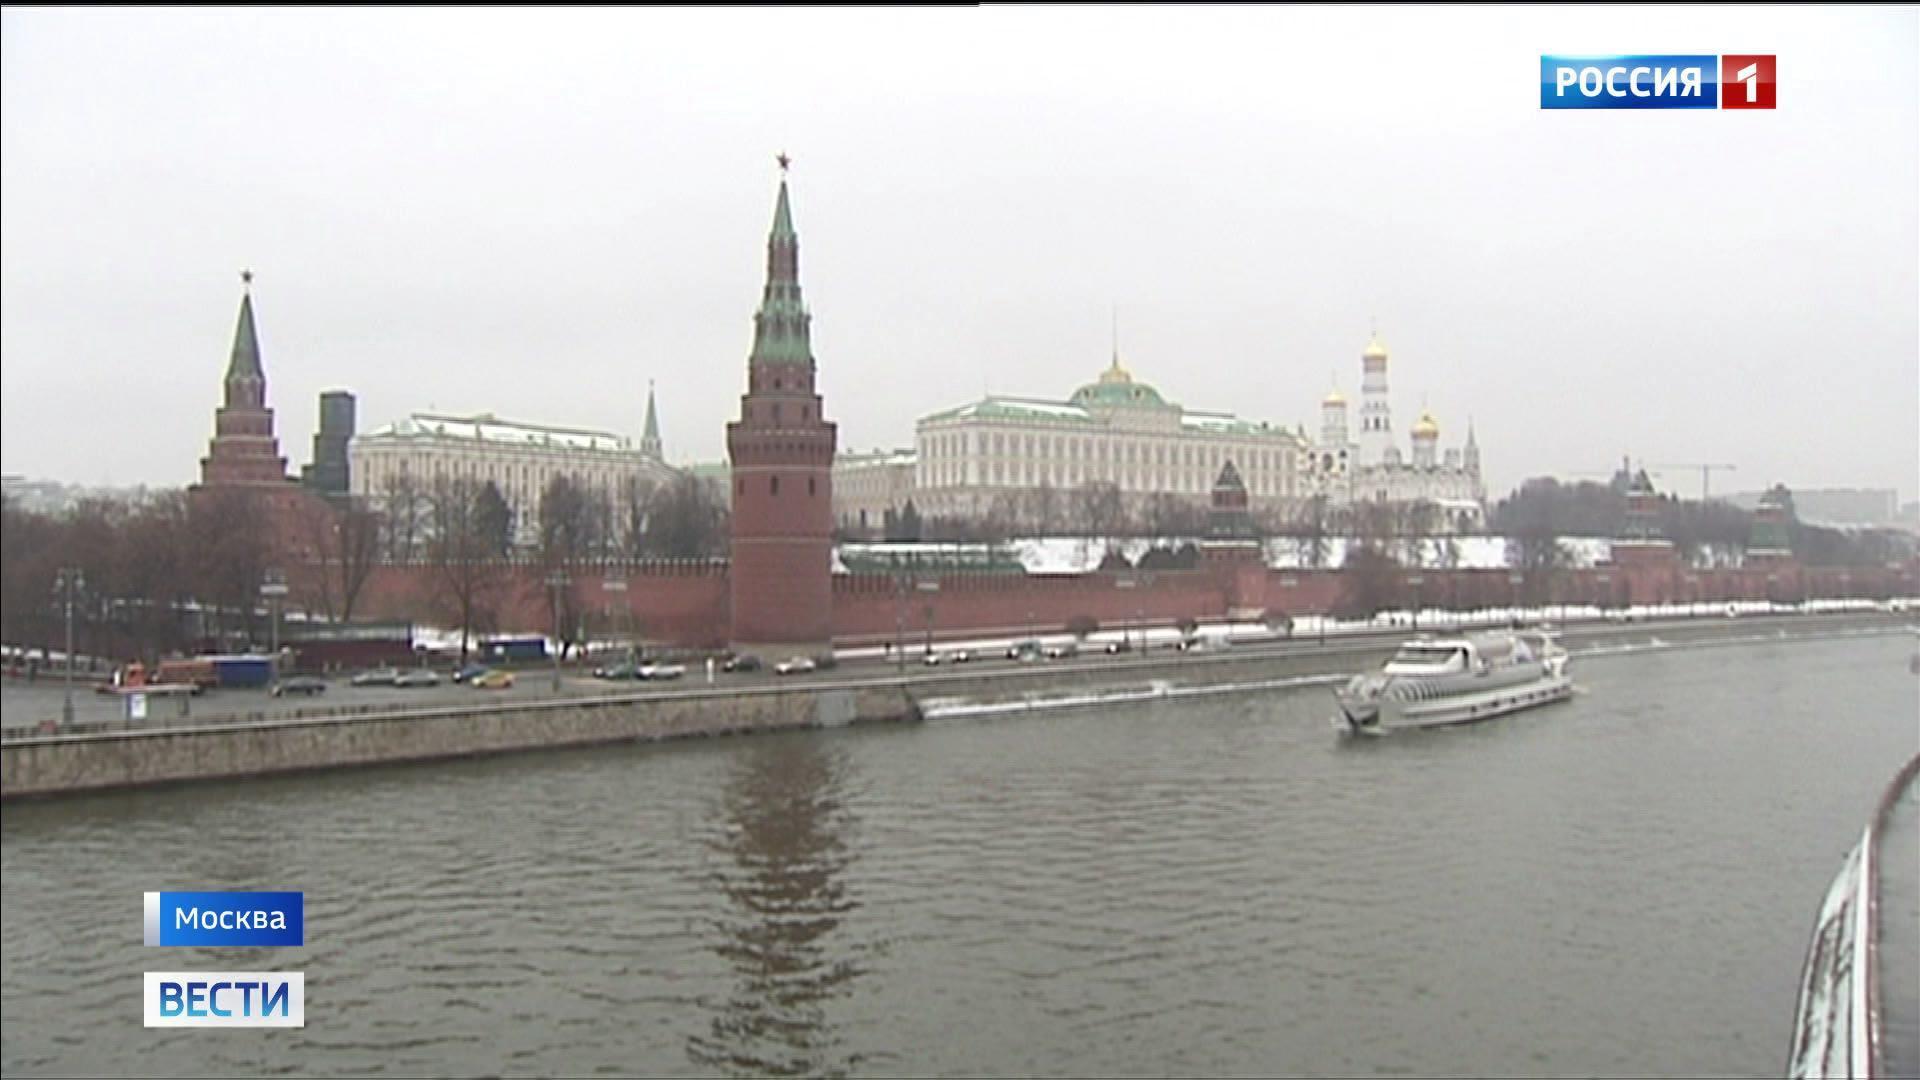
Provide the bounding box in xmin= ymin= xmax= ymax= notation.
xmin=2 ymin=611 xmax=1907 ymax=799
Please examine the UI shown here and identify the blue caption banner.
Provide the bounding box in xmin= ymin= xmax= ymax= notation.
xmin=1540 ymin=55 xmax=1719 ymax=109
xmin=144 ymin=891 xmax=304 ymax=947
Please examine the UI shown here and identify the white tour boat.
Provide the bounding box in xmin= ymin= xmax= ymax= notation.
xmin=1335 ymin=628 xmax=1573 ymax=735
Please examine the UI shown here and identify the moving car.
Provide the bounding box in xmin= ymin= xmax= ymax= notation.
xmin=395 ymin=669 xmax=441 ymax=688
xmin=722 ymin=654 xmax=763 ymax=673
xmin=471 ymin=669 xmax=515 ymax=690
xmin=1043 ymin=641 xmax=1080 ymax=660
xmin=270 ymin=675 xmax=327 ymax=697
xmin=1104 ymin=639 xmax=1133 ymax=655
xmin=950 ymin=648 xmax=974 ymax=663
xmin=1006 ymin=639 xmax=1042 ymax=661
xmin=639 ymin=662 xmax=687 ymax=681
xmin=452 ymin=663 xmax=491 ymax=684
xmin=594 ymin=661 xmax=641 ymax=681
xmin=351 ymin=666 xmax=401 ymax=687
xmin=923 ymin=650 xmax=943 ymax=666
xmin=774 ymin=656 xmax=817 ymax=676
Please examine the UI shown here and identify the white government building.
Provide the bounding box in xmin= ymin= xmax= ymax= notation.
xmin=350 ymin=388 xmax=677 ymax=545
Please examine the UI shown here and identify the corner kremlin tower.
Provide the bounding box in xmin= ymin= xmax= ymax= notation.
xmin=726 ymin=160 xmax=838 ymax=653
xmin=199 ymin=273 xmax=292 ymax=488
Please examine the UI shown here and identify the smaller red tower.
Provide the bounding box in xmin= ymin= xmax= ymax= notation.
xmin=199 ymin=271 xmax=292 ymax=488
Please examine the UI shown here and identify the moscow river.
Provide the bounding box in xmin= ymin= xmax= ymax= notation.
xmin=3 ymin=629 xmax=1915 ymax=1078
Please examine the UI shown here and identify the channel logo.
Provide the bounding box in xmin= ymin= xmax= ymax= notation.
xmin=1539 ymin=55 xmax=1776 ymax=109
xmin=144 ymin=891 xmax=304 ymax=947
xmin=143 ymin=972 xmax=305 ymax=1028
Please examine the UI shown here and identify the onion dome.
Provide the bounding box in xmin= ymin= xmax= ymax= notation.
xmin=1411 ymin=410 xmax=1439 ymax=439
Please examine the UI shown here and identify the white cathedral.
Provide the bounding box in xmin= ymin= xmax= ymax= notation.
xmin=1302 ymin=334 xmax=1486 ymax=532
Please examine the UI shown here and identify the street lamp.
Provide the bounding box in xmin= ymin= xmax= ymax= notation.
xmin=260 ymin=569 xmax=289 ymax=679
xmin=546 ymin=570 xmax=571 ymax=692
xmin=1508 ymin=572 xmax=1525 ymax=626
xmin=602 ymin=577 xmax=629 ymax=661
xmin=917 ymin=580 xmax=940 ymax=660
xmin=53 ymin=567 xmax=83 ymax=729
xmin=1407 ymin=574 xmax=1424 ymax=632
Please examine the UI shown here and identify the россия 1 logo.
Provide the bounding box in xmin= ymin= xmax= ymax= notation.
xmin=1540 ymin=55 xmax=1776 ymax=109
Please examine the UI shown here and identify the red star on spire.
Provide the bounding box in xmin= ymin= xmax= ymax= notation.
xmin=777 ymin=152 xmax=791 ymax=173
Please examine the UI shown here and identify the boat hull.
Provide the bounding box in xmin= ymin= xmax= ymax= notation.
xmin=1336 ymin=670 xmax=1574 ymax=734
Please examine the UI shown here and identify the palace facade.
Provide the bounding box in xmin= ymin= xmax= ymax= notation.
xmin=909 ymin=356 xmax=1308 ymax=523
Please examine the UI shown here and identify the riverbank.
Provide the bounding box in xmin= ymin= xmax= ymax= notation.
xmin=2 ymin=610 xmax=1911 ymax=799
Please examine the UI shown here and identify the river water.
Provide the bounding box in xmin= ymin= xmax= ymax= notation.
xmin=3 ymin=630 xmax=1916 ymax=1078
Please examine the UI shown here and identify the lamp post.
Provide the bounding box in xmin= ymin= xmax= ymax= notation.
xmin=1407 ymin=574 xmax=1424 ymax=632
xmin=260 ymin=569 xmax=288 ymax=679
xmin=546 ymin=570 xmax=570 ymax=692
xmin=917 ymin=579 xmax=940 ymax=660
xmin=602 ymin=577 xmax=628 ymax=661
xmin=1508 ymin=572 xmax=1525 ymax=626
xmin=53 ymin=567 xmax=83 ymax=729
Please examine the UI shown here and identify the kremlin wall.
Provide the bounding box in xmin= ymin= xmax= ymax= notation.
xmin=190 ymin=170 xmax=1920 ymax=656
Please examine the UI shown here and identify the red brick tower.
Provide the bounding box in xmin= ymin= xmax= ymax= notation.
xmin=199 ymin=272 xmax=292 ymax=488
xmin=727 ymin=158 xmax=838 ymax=654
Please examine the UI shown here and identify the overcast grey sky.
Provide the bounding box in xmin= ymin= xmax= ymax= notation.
xmin=3 ymin=7 xmax=1916 ymax=502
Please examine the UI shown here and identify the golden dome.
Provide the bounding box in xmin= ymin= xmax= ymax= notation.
xmin=1363 ymin=336 xmax=1388 ymax=361
xmin=1412 ymin=410 xmax=1439 ymax=439
xmin=1322 ymin=387 xmax=1347 ymax=407
xmin=1098 ymin=354 xmax=1133 ymax=384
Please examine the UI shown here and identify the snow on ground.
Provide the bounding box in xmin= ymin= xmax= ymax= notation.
xmin=1001 ymin=534 xmax=1611 ymax=574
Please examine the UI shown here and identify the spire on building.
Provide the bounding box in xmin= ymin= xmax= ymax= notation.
xmin=748 ymin=156 xmax=813 ymax=367
xmin=227 ymin=269 xmax=263 ymax=383
xmin=641 ymin=381 xmax=662 ymax=459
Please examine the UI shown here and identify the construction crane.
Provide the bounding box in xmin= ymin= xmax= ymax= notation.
xmin=1653 ymin=463 xmax=1737 ymax=501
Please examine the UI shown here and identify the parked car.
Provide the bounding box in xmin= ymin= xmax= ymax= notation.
xmin=774 ymin=656 xmax=817 ymax=676
xmin=950 ymin=648 xmax=974 ymax=663
xmin=639 ymin=662 xmax=687 ymax=681
xmin=1006 ymin=639 xmax=1042 ymax=661
xmin=1104 ymin=639 xmax=1133 ymax=655
xmin=394 ymin=669 xmax=441 ymax=688
xmin=351 ymin=667 xmax=401 ymax=687
xmin=270 ymin=675 xmax=327 ymax=697
xmin=452 ymin=663 xmax=491 ymax=684
xmin=471 ymin=669 xmax=515 ymax=690
xmin=922 ymin=650 xmax=943 ymax=666
xmin=722 ymin=653 xmax=763 ymax=673
xmin=1044 ymin=641 xmax=1080 ymax=660
xmin=813 ymin=653 xmax=838 ymax=671
xmin=1179 ymin=633 xmax=1231 ymax=653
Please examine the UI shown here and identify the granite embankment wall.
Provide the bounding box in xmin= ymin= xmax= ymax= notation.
xmin=2 ymin=611 xmax=1907 ymax=799
xmin=0 ymin=681 xmax=916 ymax=799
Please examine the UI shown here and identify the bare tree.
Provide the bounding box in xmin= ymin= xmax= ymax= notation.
xmin=300 ymin=495 xmax=384 ymax=623
xmin=1291 ymin=494 xmax=1334 ymax=569
xmin=644 ymin=473 xmax=728 ymax=558
xmin=426 ymin=477 xmax=509 ymax=666
xmin=380 ymin=472 xmax=429 ymax=563
xmin=186 ymin=489 xmax=270 ymax=649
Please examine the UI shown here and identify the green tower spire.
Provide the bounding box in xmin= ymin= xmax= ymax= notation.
xmin=641 ymin=380 xmax=662 ymax=459
xmin=227 ymin=270 xmax=263 ymax=381
xmin=748 ymin=157 xmax=813 ymax=367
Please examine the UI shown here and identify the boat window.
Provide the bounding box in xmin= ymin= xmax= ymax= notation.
xmin=1389 ymin=645 xmax=1464 ymax=666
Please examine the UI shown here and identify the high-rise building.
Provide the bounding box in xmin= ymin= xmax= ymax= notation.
xmin=301 ymin=390 xmax=356 ymax=499
xmin=726 ymin=159 xmax=837 ymax=653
